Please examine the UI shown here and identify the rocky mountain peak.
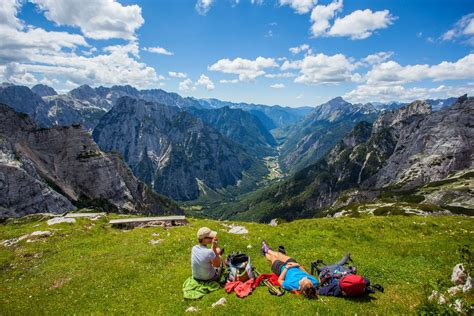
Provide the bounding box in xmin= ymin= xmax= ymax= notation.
xmin=0 ymin=84 xmax=52 ymax=126
xmin=31 ymin=84 xmax=57 ymax=97
xmin=451 ymin=94 xmax=472 ymax=110
xmin=69 ymin=84 xmax=97 ymax=99
xmin=373 ymin=99 xmax=431 ymax=133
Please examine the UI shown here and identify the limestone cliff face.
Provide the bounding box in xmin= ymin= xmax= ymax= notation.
xmin=372 ymin=96 xmax=473 ymax=189
xmin=93 ymin=97 xmax=264 ymax=201
xmin=0 ymin=103 xmax=181 ymax=217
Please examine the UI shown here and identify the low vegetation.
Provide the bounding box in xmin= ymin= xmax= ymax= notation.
xmin=1 ymin=214 xmax=473 ymax=314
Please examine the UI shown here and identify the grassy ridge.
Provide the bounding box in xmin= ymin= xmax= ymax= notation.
xmin=1 ymin=215 xmax=473 ymax=314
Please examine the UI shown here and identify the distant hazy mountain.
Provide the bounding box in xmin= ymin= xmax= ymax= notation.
xmin=197 ymin=98 xmax=312 ymax=130
xmin=0 ymin=83 xmax=53 ymax=127
xmin=31 ymin=84 xmax=57 ymax=97
xmin=279 ymin=97 xmax=380 ymax=173
xmin=361 ymin=98 xmax=457 ymax=112
xmin=0 ymin=103 xmax=181 ymax=217
xmin=0 ymin=83 xmax=106 ymax=129
xmin=225 ymin=96 xmax=473 ymax=222
xmin=425 ymin=97 xmax=457 ymax=111
xmin=69 ymin=84 xmax=114 ymax=110
xmin=93 ymin=97 xmax=267 ymax=201
xmin=186 ymin=106 xmax=277 ymax=158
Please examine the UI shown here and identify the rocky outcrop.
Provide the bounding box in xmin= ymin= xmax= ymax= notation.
xmin=372 ymin=100 xmax=431 ymax=133
xmin=372 ymin=96 xmax=473 ymax=189
xmin=93 ymin=97 xmax=266 ymax=201
xmin=0 ymin=103 xmax=181 ymax=217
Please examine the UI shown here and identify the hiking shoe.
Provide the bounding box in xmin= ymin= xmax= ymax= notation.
xmin=278 ymin=245 xmax=286 ymax=254
xmin=261 ymin=240 xmax=271 ymax=255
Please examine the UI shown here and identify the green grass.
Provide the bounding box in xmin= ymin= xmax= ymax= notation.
xmin=1 ymin=215 xmax=473 ymax=315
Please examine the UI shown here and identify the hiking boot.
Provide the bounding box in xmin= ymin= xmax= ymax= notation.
xmin=261 ymin=240 xmax=271 ymax=255
xmin=278 ymin=245 xmax=286 ymax=254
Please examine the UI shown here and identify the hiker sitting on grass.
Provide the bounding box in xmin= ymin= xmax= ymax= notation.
xmin=261 ymin=240 xmax=318 ymax=299
xmin=191 ymin=227 xmax=224 ymax=281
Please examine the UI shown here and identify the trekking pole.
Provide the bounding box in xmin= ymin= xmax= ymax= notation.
xmin=253 ymin=268 xmax=285 ymax=296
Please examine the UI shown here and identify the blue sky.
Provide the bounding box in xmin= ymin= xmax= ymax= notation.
xmin=1 ymin=0 xmax=473 ymax=107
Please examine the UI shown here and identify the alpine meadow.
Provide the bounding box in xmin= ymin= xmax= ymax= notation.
xmin=0 ymin=0 xmax=473 ymax=315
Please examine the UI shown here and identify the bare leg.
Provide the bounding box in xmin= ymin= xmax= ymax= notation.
xmin=265 ymin=249 xmax=291 ymax=264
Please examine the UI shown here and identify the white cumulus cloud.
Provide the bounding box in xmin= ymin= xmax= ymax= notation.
xmin=289 ymin=44 xmax=310 ymax=55
xmin=310 ymin=0 xmax=395 ymax=40
xmin=365 ymin=54 xmax=474 ymax=85
xmin=30 ymin=0 xmax=144 ymax=40
xmin=442 ymin=13 xmax=474 ymax=45
xmin=168 ymin=71 xmax=187 ymax=78
xmin=196 ymin=74 xmax=215 ymax=90
xmin=143 ymin=46 xmax=173 ymax=56
xmin=310 ymin=0 xmax=343 ymax=37
xmin=219 ymin=79 xmax=239 ymax=84
xmin=281 ymin=53 xmax=356 ymax=85
xmin=179 ymin=78 xmax=195 ymax=91
xmin=344 ymin=84 xmax=471 ymax=103
xmin=265 ymin=72 xmax=297 ymax=78
xmin=209 ymin=56 xmax=278 ymax=81
xmin=362 ymin=51 xmax=394 ymax=66
xmin=279 ymin=0 xmax=316 ymax=14
xmin=327 ymin=9 xmax=395 ymax=40
xmin=270 ymin=83 xmax=285 ymax=89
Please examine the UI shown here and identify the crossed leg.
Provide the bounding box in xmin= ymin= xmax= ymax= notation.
xmin=265 ymin=249 xmax=291 ymax=264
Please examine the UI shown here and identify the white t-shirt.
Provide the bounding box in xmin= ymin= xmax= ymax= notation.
xmin=191 ymin=244 xmax=217 ymax=280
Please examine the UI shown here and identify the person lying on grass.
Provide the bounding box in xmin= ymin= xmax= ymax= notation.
xmin=191 ymin=227 xmax=224 ymax=281
xmin=261 ymin=240 xmax=318 ymax=299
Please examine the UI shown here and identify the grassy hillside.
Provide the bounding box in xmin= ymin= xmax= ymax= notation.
xmin=1 ymin=215 xmax=473 ymax=314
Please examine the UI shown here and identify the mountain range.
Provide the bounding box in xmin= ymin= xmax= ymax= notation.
xmin=0 ymin=81 xmax=470 ymax=220
xmin=279 ymin=96 xmax=380 ymax=173
xmin=219 ymin=96 xmax=473 ymax=222
xmin=92 ymin=97 xmax=267 ymax=201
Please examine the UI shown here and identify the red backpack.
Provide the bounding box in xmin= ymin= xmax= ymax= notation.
xmin=339 ymin=274 xmax=367 ymax=296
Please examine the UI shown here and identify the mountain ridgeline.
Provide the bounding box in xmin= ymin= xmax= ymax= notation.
xmin=218 ymin=96 xmax=473 ymax=222
xmin=279 ymin=97 xmax=380 ymax=173
xmin=0 ymin=81 xmax=470 ymax=220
